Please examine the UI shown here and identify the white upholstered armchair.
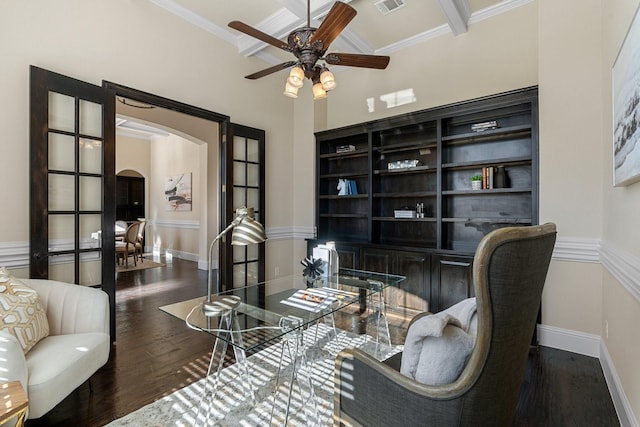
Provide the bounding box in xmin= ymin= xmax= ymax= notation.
xmin=0 ymin=278 xmax=110 ymax=419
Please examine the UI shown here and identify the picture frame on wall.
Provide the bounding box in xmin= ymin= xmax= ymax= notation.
xmin=165 ymin=172 xmax=192 ymax=211
xmin=612 ymin=3 xmax=640 ymax=186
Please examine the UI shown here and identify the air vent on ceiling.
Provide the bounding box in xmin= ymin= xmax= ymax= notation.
xmin=375 ymin=0 xmax=406 ymax=15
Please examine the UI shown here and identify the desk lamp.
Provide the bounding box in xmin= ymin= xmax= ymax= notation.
xmin=203 ymin=207 xmax=266 ymax=316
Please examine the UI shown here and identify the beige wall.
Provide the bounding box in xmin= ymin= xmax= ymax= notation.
xmin=601 ymin=0 xmax=640 ymax=421
xmin=324 ymin=2 xmax=538 ymax=128
xmin=0 ymin=0 xmax=296 ymax=274
xmin=149 ymin=134 xmax=202 ymax=258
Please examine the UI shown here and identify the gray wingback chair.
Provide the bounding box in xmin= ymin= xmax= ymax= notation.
xmin=334 ymin=223 xmax=557 ymax=427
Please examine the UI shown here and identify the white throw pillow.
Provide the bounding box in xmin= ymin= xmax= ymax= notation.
xmin=400 ymin=312 xmax=474 ymax=385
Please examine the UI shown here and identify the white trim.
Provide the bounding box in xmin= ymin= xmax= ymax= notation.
xmin=600 ymin=341 xmax=639 ymax=427
xmin=552 ymin=237 xmax=601 ymax=263
xmin=377 ymin=0 xmax=535 ymax=54
xmin=600 ymin=241 xmax=640 ymax=304
xmin=147 ymin=0 xmax=236 ymax=44
xmin=0 ymin=241 xmax=30 ymax=268
xmin=537 ymin=324 xmax=600 ymax=357
xmin=265 ymin=226 xmax=315 ymax=241
xmin=151 ymin=219 xmax=201 ymax=230
xmin=468 ymin=0 xmax=534 ymax=26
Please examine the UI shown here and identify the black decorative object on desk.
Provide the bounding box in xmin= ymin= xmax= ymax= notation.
xmin=301 ymin=256 xmax=324 ymax=287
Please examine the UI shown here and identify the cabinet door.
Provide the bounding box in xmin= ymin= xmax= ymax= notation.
xmin=392 ymin=251 xmax=430 ymax=313
xmin=336 ymin=243 xmax=360 ymax=270
xmin=431 ymin=255 xmax=473 ymax=312
xmin=362 ymin=248 xmax=430 ymax=315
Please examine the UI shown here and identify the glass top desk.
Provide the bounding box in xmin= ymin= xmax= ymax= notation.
xmin=160 ymin=268 xmax=405 ymax=426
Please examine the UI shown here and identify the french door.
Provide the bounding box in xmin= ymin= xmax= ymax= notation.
xmin=29 ymin=66 xmax=116 ymax=337
xmin=221 ymin=123 xmax=266 ymax=290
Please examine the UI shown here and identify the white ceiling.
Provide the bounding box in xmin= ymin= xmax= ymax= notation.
xmin=147 ymin=0 xmax=532 ymax=73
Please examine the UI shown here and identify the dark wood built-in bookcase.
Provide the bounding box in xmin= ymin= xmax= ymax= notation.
xmin=311 ymin=87 xmax=539 ymax=314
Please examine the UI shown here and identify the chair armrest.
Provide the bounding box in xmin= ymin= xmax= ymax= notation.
xmin=0 ymin=331 xmax=28 ymax=393
xmin=334 ymin=348 xmax=466 ymax=427
xmin=20 ymin=279 xmax=109 ymax=336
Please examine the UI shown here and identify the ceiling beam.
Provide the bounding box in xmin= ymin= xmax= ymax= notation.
xmin=437 ymin=0 xmax=471 ymax=36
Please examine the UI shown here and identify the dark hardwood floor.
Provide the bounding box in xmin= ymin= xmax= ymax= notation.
xmin=25 ymin=258 xmax=619 ymax=426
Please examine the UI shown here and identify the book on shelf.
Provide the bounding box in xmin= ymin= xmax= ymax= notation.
xmin=481 ymin=166 xmax=495 ymax=189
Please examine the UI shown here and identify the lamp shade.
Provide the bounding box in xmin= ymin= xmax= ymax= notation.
xmin=287 ymin=66 xmax=305 ymax=88
xmin=312 ymin=82 xmax=327 ymax=100
xmin=320 ymin=68 xmax=336 ymax=91
xmin=283 ymin=81 xmax=299 ymax=98
xmin=231 ymin=216 xmax=267 ymax=245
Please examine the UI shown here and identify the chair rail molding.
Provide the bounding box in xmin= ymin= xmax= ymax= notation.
xmin=552 ymin=236 xmax=600 ymax=263
xmin=152 ymin=219 xmax=200 ymax=229
xmin=266 ymin=226 xmax=315 ymax=241
xmin=600 ymin=241 xmax=640 ymax=304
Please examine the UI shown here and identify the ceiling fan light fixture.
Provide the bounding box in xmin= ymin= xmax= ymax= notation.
xmin=287 ymin=66 xmax=305 ymax=88
xmin=312 ymin=82 xmax=327 ymax=100
xmin=283 ymin=81 xmax=299 ymax=98
xmin=320 ymin=68 xmax=336 ymax=91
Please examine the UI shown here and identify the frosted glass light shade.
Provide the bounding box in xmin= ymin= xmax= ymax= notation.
xmin=283 ymin=81 xmax=299 ymax=98
xmin=287 ymin=66 xmax=305 ymax=88
xmin=320 ymin=69 xmax=336 ymax=91
xmin=312 ymin=82 xmax=327 ymax=100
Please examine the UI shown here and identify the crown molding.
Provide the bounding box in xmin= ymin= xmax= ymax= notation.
xmin=377 ymin=0 xmax=535 ymax=55
xmin=148 ymin=0 xmax=236 ymax=43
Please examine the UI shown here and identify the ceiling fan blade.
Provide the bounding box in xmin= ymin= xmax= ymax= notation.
xmin=245 ymin=61 xmax=297 ymax=80
xmin=310 ymin=2 xmax=357 ymax=49
xmin=324 ymin=53 xmax=390 ymax=69
xmin=228 ymin=21 xmax=289 ymax=51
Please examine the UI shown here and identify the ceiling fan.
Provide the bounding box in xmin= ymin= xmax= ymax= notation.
xmin=228 ymin=0 xmax=390 ymax=98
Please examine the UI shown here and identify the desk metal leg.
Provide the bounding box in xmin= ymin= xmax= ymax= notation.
xmin=195 ymin=310 xmax=255 ymax=426
xmin=196 ymin=316 xmax=230 ymax=426
xmin=364 ymin=289 xmax=391 ymax=360
xmin=270 ymin=321 xmax=320 ymax=426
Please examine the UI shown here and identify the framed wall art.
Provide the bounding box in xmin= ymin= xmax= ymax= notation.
xmin=613 ymin=4 xmax=640 ymax=186
xmin=165 ymin=172 xmax=192 ymax=211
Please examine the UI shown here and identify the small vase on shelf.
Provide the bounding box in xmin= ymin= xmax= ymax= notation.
xmin=495 ymin=166 xmax=508 ymax=188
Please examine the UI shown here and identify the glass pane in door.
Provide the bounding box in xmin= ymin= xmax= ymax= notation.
xmin=79 ymin=100 xmax=103 ymax=137
xmin=246 ymin=138 xmax=259 ymax=162
xmin=79 ymin=138 xmax=103 ymax=174
xmin=80 ymin=214 xmax=102 ymax=250
xmin=80 ymin=253 xmax=102 ymax=286
xmin=80 ymin=176 xmax=102 ymax=211
xmin=48 ymin=92 xmax=75 ymax=133
xmin=48 ymin=174 xmax=75 ymax=211
xmin=49 ymin=215 xmax=74 ymax=252
xmin=49 ymin=133 xmax=75 ymax=172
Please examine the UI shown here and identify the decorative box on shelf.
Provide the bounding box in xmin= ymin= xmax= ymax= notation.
xmin=394 ymin=209 xmax=416 ymax=218
xmin=388 ymin=159 xmax=419 ymax=170
xmin=471 ymin=120 xmax=498 ymax=132
xmin=336 ymin=144 xmax=356 ymax=153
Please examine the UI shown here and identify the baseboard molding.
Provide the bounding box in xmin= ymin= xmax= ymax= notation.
xmin=539 ymin=324 xmax=636 ymax=426
xmin=537 ymin=324 xmax=600 ymax=357
xmin=600 ymin=340 xmax=639 ymax=427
